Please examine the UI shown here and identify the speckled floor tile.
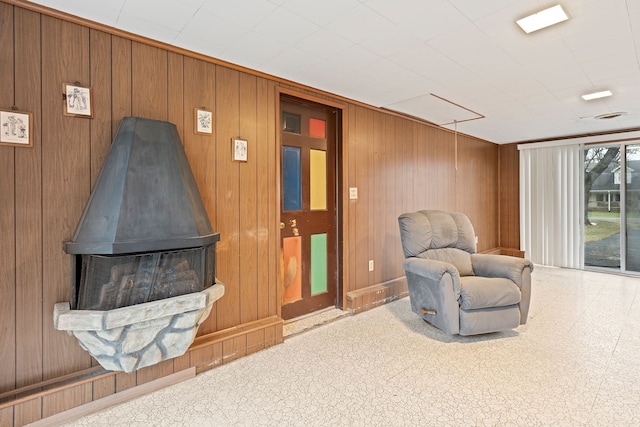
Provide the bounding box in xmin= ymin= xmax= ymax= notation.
xmin=62 ymin=265 xmax=640 ymax=427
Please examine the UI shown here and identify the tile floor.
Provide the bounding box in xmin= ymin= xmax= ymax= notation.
xmin=63 ymin=265 xmax=640 ymax=426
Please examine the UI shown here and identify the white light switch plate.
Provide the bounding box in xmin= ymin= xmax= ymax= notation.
xmin=349 ymin=187 xmax=358 ymax=200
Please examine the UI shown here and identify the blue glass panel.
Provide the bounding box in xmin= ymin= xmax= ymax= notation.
xmin=283 ymin=146 xmax=301 ymax=211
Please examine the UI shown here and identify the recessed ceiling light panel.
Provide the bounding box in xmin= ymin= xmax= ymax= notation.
xmin=516 ymin=5 xmax=569 ymax=33
xmin=581 ymin=90 xmax=613 ymax=101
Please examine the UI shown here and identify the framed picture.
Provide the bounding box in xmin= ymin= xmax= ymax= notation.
xmin=194 ymin=108 xmax=213 ymax=135
xmin=63 ymin=83 xmax=93 ymax=118
xmin=233 ymin=138 xmax=248 ymax=162
xmin=0 ymin=109 xmax=32 ymax=148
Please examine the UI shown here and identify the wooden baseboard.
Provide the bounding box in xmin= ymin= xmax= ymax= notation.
xmin=25 ymin=368 xmax=196 ymax=427
xmin=346 ymin=277 xmax=408 ymax=315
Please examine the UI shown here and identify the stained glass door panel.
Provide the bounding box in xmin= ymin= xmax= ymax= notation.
xmin=280 ymin=96 xmax=336 ymax=320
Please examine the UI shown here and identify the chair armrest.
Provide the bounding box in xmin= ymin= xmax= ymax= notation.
xmin=403 ymin=257 xmax=462 ymax=334
xmin=403 ymin=258 xmax=461 ymax=297
xmin=470 ymin=254 xmax=533 ymax=287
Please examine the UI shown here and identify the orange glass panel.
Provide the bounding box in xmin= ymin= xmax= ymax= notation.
xmin=309 ymin=117 xmax=326 ymax=138
xmin=283 ymin=236 xmax=302 ymax=304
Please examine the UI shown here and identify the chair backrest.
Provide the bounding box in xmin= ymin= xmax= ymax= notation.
xmin=398 ymin=210 xmax=477 ymax=276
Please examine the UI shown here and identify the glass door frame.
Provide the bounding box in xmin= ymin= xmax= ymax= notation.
xmin=582 ymin=141 xmax=639 ymax=275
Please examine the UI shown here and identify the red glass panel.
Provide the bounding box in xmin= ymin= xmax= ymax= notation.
xmin=309 ymin=117 xmax=326 ymax=138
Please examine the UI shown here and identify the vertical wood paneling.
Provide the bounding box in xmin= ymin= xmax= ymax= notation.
xmin=267 ymin=80 xmax=278 ymax=316
xmin=347 ymin=104 xmax=357 ymax=294
xmin=0 ymin=1 xmax=16 ymax=395
xmin=131 ymin=42 xmax=167 ymax=120
xmin=500 ymin=143 xmax=520 ymax=249
xmin=14 ymin=6 xmax=43 ymax=391
xmin=41 ymin=15 xmax=92 ymax=380
xmin=89 ymin=29 xmax=112 ymax=188
xmin=111 ymin=36 xmax=131 ymax=134
xmin=386 ymin=115 xmax=402 ymax=279
xmin=239 ymin=72 xmax=258 ymax=324
xmin=353 ymin=106 xmax=369 ymax=289
xmin=372 ymin=110 xmax=384 ymax=285
xmin=167 ymin=52 xmax=184 ymax=138
xmin=215 ymin=66 xmax=241 ymax=330
xmin=182 ymin=56 xmax=217 ymax=335
xmin=256 ymin=77 xmax=270 ymax=319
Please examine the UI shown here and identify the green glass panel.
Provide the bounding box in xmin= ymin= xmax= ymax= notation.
xmin=311 ymin=233 xmax=327 ymax=295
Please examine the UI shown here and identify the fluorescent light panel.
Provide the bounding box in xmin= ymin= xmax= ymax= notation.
xmin=516 ymin=5 xmax=568 ymax=33
xmin=582 ymin=90 xmax=613 ymax=101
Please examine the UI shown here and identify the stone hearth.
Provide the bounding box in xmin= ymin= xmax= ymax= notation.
xmin=54 ymin=283 xmax=224 ymax=372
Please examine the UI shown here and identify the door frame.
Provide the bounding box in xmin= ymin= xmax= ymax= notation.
xmin=275 ymin=87 xmax=348 ymax=317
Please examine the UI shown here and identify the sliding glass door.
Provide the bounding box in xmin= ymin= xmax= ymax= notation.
xmin=584 ymin=146 xmax=621 ymax=269
xmin=625 ymin=145 xmax=640 ymax=272
xmin=584 ymin=143 xmax=640 ymax=273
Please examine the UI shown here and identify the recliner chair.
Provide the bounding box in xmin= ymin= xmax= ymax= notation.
xmin=398 ymin=210 xmax=533 ymax=336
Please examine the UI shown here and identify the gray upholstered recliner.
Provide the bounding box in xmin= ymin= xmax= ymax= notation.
xmin=398 ymin=210 xmax=533 ymax=336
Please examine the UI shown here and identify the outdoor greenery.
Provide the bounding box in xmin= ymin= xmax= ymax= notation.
xmin=584 ymin=220 xmax=620 ymax=243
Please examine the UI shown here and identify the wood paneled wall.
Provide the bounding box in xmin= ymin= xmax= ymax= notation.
xmin=499 ymin=143 xmax=521 ymax=250
xmin=0 ymin=1 xmax=510 ymax=424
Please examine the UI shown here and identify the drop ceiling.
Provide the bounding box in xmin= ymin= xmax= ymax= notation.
xmin=27 ymin=0 xmax=640 ymax=144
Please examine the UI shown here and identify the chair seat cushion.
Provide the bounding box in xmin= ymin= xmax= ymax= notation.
xmin=459 ymin=277 xmax=521 ymax=310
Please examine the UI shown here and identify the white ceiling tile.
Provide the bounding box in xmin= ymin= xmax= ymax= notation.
xmin=280 ymin=0 xmax=360 ymax=27
xmin=447 ymin=0 xmax=515 ymax=21
xmin=175 ymin=10 xmax=250 ymax=55
xmin=358 ymin=29 xmax=422 ymax=58
xmin=198 ymin=0 xmax=279 ymax=28
xmin=324 ymin=5 xmax=396 ymax=44
xmin=364 ymin=0 xmax=444 ymax=25
xmin=219 ymin=32 xmax=288 ymax=69
xmin=294 ymin=29 xmax=356 ymax=60
xmin=252 ymin=7 xmax=320 ymax=45
xmin=32 ymin=0 xmax=125 ymax=26
xmin=116 ymin=14 xmax=180 ymax=44
xmin=119 ymin=0 xmax=200 ymax=32
xmin=400 ymin=1 xmax=470 ymax=42
xmin=260 ymin=48 xmax=321 ymax=77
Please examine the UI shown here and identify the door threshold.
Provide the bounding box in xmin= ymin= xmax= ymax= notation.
xmin=283 ymin=307 xmax=348 ymax=338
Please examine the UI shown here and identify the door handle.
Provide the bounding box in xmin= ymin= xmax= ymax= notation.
xmin=280 ymin=222 xmax=285 ymax=230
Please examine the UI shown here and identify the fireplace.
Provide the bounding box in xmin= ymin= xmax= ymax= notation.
xmin=54 ymin=117 xmax=224 ymax=372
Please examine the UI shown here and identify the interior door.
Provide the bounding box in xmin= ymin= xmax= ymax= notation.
xmin=280 ymin=96 xmax=337 ymax=320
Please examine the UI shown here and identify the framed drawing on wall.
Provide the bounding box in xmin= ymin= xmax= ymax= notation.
xmin=194 ymin=108 xmax=213 ymax=135
xmin=0 ymin=109 xmax=32 ymax=148
xmin=233 ymin=138 xmax=248 ymax=162
xmin=63 ymin=83 xmax=93 ymax=118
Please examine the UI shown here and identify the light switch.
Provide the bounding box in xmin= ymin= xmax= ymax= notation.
xmin=349 ymin=187 xmax=358 ymax=200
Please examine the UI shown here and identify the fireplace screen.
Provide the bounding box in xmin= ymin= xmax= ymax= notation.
xmin=74 ymin=245 xmax=215 ymax=310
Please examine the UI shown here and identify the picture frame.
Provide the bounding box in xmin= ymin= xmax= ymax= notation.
xmin=232 ymin=138 xmax=248 ymax=162
xmin=63 ymin=83 xmax=93 ymax=118
xmin=194 ymin=108 xmax=213 ymax=135
xmin=0 ymin=109 xmax=32 ymax=148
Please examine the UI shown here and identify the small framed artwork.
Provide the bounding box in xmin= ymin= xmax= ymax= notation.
xmin=63 ymin=83 xmax=93 ymax=118
xmin=194 ymin=108 xmax=213 ymax=135
xmin=0 ymin=109 xmax=32 ymax=148
xmin=232 ymin=138 xmax=248 ymax=162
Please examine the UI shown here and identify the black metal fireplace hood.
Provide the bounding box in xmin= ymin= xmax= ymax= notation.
xmin=64 ymin=117 xmax=219 ymax=255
